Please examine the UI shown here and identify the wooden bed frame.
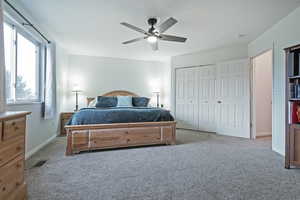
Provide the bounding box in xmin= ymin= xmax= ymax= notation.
xmin=65 ymin=90 xmax=176 ymax=155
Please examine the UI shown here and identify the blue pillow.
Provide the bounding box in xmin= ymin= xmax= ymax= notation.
xmin=96 ymin=96 xmax=117 ymax=108
xmin=117 ymin=96 xmax=133 ymax=107
xmin=132 ymin=97 xmax=150 ymax=107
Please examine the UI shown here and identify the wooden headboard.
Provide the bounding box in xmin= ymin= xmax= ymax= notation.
xmin=87 ymin=90 xmax=139 ymax=106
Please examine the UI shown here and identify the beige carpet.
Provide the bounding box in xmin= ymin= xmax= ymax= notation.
xmin=25 ymin=129 xmax=300 ymax=200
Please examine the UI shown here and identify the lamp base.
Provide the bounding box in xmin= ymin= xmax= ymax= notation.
xmin=74 ymin=105 xmax=79 ymax=112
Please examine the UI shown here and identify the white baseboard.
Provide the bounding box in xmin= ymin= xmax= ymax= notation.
xmin=256 ymin=132 xmax=272 ymax=137
xmin=25 ymin=134 xmax=57 ymax=160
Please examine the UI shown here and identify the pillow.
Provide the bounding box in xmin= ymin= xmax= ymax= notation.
xmin=116 ymin=96 xmax=133 ymax=107
xmin=96 ymin=96 xmax=117 ymax=108
xmin=132 ymin=97 xmax=150 ymax=107
xmin=88 ymin=99 xmax=97 ymax=108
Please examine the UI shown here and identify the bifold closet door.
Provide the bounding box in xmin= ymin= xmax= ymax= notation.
xmin=216 ymin=59 xmax=250 ymax=138
xmin=175 ymin=60 xmax=250 ymax=138
xmin=197 ymin=66 xmax=217 ymax=132
xmin=175 ymin=68 xmax=198 ymax=129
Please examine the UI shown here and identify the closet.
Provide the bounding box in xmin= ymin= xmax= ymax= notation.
xmin=175 ymin=59 xmax=250 ymax=138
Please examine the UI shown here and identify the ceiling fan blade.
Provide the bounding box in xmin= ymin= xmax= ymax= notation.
xmin=150 ymin=41 xmax=158 ymax=51
xmin=122 ymin=37 xmax=146 ymax=44
xmin=120 ymin=22 xmax=150 ymax=35
xmin=160 ymin=34 xmax=187 ymax=42
xmin=157 ymin=17 xmax=177 ymax=33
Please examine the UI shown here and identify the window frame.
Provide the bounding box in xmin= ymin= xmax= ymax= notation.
xmin=4 ymin=17 xmax=43 ymax=105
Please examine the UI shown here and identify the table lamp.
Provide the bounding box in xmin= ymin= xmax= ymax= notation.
xmin=72 ymin=87 xmax=82 ymax=111
xmin=153 ymin=91 xmax=160 ymax=108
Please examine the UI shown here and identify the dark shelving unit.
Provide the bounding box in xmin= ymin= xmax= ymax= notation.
xmin=285 ymin=44 xmax=300 ymax=169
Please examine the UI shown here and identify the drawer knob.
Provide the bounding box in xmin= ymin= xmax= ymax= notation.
xmin=127 ymin=139 xmax=130 ymax=142
xmin=12 ymin=122 xmax=16 ymax=126
xmin=16 ymin=182 xmax=20 ymax=187
xmin=16 ymin=146 xmax=22 ymax=151
xmin=16 ymin=163 xmax=21 ymax=168
xmin=2 ymin=187 xmax=6 ymax=191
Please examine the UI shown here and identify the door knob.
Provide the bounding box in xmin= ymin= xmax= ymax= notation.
xmin=217 ymin=101 xmax=222 ymax=104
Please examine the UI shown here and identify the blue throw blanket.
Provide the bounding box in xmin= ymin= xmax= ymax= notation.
xmin=67 ymin=107 xmax=174 ymax=125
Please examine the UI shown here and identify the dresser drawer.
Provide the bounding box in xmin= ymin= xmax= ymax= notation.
xmin=0 ymin=137 xmax=24 ymax=167
xmin=6 ymin=182 xmax=27 ymax=200
xmin=3 ymin=117 xmax=26 ymax=141
xmin=0 ymin=156 xmax=24 ymax=200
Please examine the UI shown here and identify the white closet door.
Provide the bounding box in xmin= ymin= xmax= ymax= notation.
xmin=175 ymin=68 xmax=185 ymax=128
xmin=216 ymin=59 xmax=250 ymax=138
xmin=197 ymin=65 xmax=217 ymax=132
xmin=175 ymin=68 xmax=198 ymax=129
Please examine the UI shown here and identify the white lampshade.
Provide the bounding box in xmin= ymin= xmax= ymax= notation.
xmin=72 ymin=84 xmax=82 ymax=92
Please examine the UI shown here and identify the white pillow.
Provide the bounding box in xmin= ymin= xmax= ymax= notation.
xmin=117 ymin=96 xmax=133 ymax=107
xmin=88 ymin=99 xmax=97 ymax=108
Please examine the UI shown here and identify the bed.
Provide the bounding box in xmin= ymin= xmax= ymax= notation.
xmin=65 ymin=90 xmax=176 ymax=155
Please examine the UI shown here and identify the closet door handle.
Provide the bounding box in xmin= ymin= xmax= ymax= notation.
xmin=217 ymin=101 xmax=222 ymax=104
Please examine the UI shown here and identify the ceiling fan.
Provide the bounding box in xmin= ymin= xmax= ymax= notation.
xmin=121 ymin=17 xmax=187 ymax=51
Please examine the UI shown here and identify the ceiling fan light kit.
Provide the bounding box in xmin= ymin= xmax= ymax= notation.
xmin=147 ymin=36 xmax=157 ymax=43
xmin=121 ymin=17 xmax=187 ymax=51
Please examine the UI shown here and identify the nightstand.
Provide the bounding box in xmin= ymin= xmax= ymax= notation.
xmin=60 ymin=112 xmax=74 ymax=136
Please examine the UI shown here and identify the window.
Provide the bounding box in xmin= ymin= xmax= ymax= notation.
xmin=4 ymin=21 xmax=41 ymax=103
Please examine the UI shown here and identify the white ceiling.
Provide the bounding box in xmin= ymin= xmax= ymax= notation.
xmin=17 ymin=0 xmax=300 ymax=61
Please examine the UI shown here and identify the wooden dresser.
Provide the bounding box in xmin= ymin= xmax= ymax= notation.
xmin=60 ymin=112 xmax=74 ymax=136
xmin=0 ymin=111 xmax=31 ymax=200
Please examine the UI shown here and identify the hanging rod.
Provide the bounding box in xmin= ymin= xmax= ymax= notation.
xmin=4 ymin=0 xmax=51 ymax=43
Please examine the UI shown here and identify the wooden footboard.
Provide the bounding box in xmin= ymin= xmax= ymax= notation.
xmin=65 ymin=121 xmax=176 ymax=156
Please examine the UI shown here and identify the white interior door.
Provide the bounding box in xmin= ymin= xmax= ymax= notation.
xmin=175 ymin=68 xmax=185 ymax=128
xmin=175 ymin=68 xmax=198 ymax=129
xmin=216 ymin=59 xmax=250 ymax=138
xmin=197 ymin=65 xmax=217 ymax=132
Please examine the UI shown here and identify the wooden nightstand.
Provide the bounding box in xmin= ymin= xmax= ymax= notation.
xmin=60 ymin=112 xmax=74 ymax=136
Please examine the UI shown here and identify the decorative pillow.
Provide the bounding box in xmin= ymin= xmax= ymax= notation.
xmin=132 ymin=97 xmax=150 ymax=107
xmin=88 ymin=99 xmax=97 ymax=108
xmin=96 ymin=96 xmax=117 ymax=108
xmin=117 ymin=96 xmax=133 ymax=107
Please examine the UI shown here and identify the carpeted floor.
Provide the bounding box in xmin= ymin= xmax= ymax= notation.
xmin=26 ymin=129 xmax=300 ymax=200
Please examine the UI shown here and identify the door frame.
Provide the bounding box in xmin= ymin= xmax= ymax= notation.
xmin=250 ymin=49 xmax=274 ymax=139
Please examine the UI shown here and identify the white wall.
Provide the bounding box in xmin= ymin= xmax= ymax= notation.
xmin=61 ymin=55 xmax=171 ymax=111
xmin=170 ymin=44 xmax=248 ymax=114
xmin=7 ymin=104 xmax=57 ymax=157
xmin=171 ymin=44 xmax=248 ymax=68
xmin=248 ymin=6 xmax=300 ymax=156
xmin=253 ymin=50 xmax=272 ymax=137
